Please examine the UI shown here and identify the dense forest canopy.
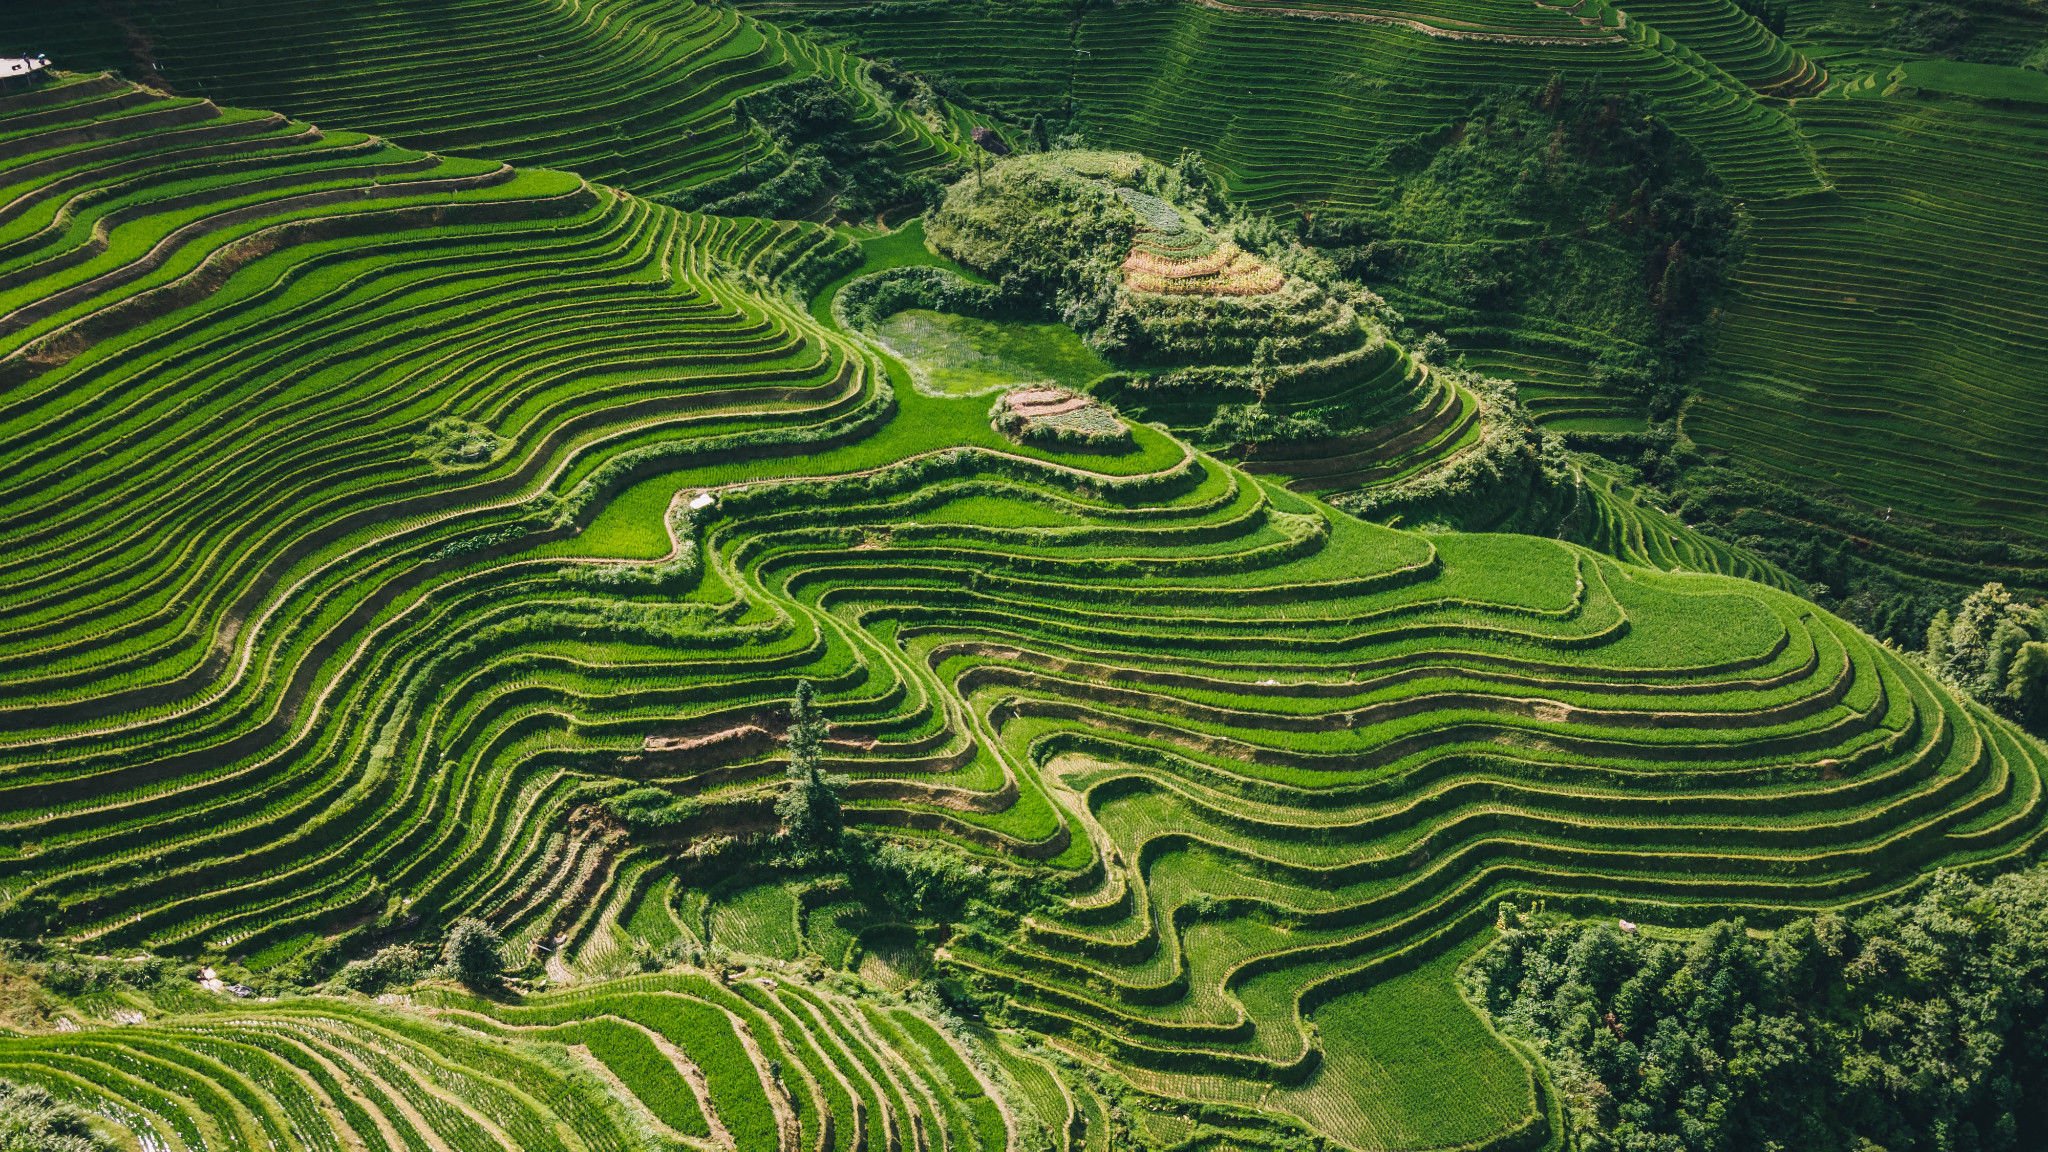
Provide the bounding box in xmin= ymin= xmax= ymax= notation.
xmin=1475 ymin=868 xmax=2048 ymax=1152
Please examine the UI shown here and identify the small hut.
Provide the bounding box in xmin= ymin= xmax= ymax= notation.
xmin=1 ymin=55 xmax=52 ymax=89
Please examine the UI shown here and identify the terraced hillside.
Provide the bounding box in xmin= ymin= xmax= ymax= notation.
xmin=3 ymin=70 xmax=2046 ymax=1152
xmin=736 ymin=0 xmax=2048 ymax=597
xmin=3 ymin=0 xmax=973 ymax=210
xmin=0 ymin=72 xmax=879 ymax=955
xmin=747 ymin=0 xmax=1827 ymax=206
xmin=0 ymin=971 xmax=1075 ymax=1152
xmin=21 ymin=0 xmax=2044 ymax=601
xmin=1687 ymin=95 xmax=2048 ymax=580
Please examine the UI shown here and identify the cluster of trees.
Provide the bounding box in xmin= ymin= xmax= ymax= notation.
xmin=922 ymin=154 xmax=1136 ymax=333
xmin=1472 ymin=865 xmax=2048 ymax=1151
xmin=328 ymin=918 xmax=504 ymax=994
xmin=1927 ymin=582 xmax=2048 ymax=730
xmin=668 ymin=77 xmax=943 ymax=220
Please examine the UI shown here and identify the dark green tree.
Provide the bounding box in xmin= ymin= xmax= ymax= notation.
xmin=1473 ymin=867 xmax=2048 ymax=1152
xmin=1927 ymin=582 xmax=2047 ymax=730
xmin=776 ymin=680 xmax=846 ymax=863
xmin=2007 ymin=641 xmax=2048 ymax=727
xmin=1028 ymin=113 xmax=1049 ymax=152
xmin=442 ymin=917 xmax=504 ymax=984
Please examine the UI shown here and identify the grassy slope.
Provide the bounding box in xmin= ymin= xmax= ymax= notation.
xmin=2 ymin=34 xmax=2047 ymax=1152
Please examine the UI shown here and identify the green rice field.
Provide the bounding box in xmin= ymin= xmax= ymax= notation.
xmin=2 ymin=1 xmax=2046 ymax=1149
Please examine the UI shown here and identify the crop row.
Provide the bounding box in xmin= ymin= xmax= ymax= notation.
xmin=9 ymin=0 xmax=969 ymax=206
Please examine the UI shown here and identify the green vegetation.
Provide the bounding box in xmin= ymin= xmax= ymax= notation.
xmin=2 ymin=0 xmax=2048 ymax=1145
xmin=1473 ymin=864 xmax=2048 ymax=1151
xmin=916 ymin=149 xmax=1473 ymax=505
xmin=876 ymin=309 xmax=1114 ymax=395
xmin=0 ymin=1078 xmax=118 ymax=1152
xmin=1272 ymin=948 xmax=1539 ymax=1149
xmin=777 ymin=679 xmax=848 ymax=863
xmin=1927 ymin=583 xmax=2048 ymax=731
xmin=8 ymin=0 xmax=975 ymax=215
xmin=747 ymin=0 xmax=2048 ymax=626
xmin=1305 ymin=85 xmax=1744 ymax=427
xmin=443 ymin=918 xmax=506 ymax=985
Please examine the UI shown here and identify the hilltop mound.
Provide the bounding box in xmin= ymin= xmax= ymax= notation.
xmin=878 ymin=149 xmax=1488 ymax=499
xmin=924 ymin=150 xmax=1375 ymax=379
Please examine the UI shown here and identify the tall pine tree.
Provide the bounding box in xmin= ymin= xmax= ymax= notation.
xmin=776 ymin=680 xmax=844 ymax=863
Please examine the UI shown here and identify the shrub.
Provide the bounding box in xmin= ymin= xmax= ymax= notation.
xmin=412 ymin=416 xmax=507 ymax=471
xmin=443 ymin=919 xmax=505 ymax=985
xmin=330 ymin=945 xmax=433 ymax=995
xmin=599 ymin=787 xmax=706 ymax=833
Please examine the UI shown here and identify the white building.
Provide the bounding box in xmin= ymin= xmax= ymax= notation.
xmin=2 ymin=55 xmax=53 ymax=82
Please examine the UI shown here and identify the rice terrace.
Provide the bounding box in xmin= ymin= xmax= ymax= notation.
xmin=1 ymin=0 xmax=2047 ymax=1148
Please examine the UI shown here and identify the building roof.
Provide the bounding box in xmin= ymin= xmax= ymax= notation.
xmin=2 ymin=56 xmax=52 ymax=78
